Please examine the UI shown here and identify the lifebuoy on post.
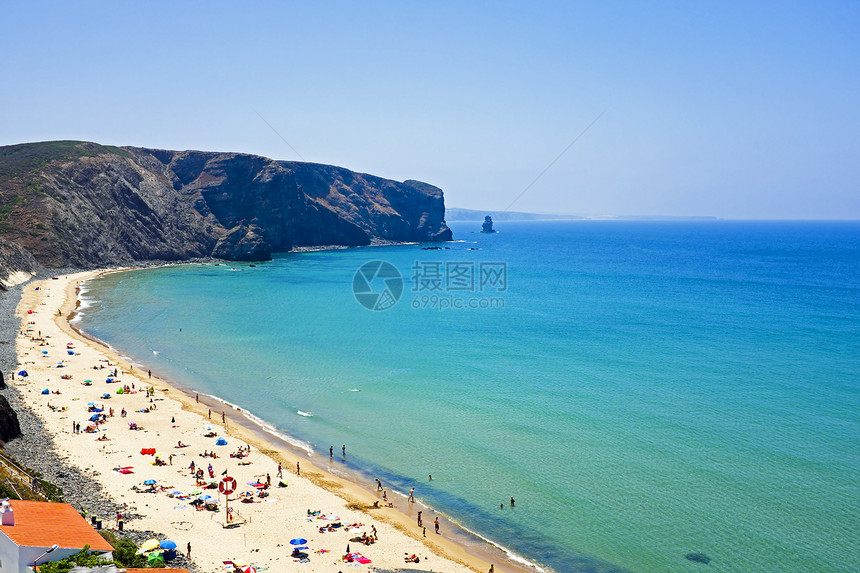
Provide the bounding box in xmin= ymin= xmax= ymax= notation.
xmin=218 ymin=476 xmax=237 ymax=495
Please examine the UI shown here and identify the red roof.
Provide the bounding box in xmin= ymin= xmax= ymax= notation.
xmin=0 ymin=500 xmax=113 ymax=551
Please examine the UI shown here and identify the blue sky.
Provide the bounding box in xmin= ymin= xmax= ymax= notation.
xmin=2 ymin=1 xmax=858 ymax=218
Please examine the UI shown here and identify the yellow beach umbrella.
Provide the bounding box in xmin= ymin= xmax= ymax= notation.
xmin=139 ymin=538 xmax=160 ymax=553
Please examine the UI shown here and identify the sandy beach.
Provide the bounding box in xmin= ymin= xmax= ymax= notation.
xmin=12 ymin=270 xmax=515 ymax=573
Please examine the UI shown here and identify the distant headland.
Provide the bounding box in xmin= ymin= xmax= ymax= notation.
xmin=0 ymin=141 xmax=452 ymax=285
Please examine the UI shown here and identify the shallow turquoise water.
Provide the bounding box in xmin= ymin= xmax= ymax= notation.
xmin=79 ymin=221 xmax=860 ymax=573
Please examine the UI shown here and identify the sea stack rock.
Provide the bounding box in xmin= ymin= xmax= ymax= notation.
xmin=481 ymin=215 xmax=496 ymax=233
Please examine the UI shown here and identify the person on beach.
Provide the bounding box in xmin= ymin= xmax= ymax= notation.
xmin=222 ymin=411 xmax=226 ymax=423
xmin=277 ymin=463 xmax=282 ymax=478
xmin=382 ymin=490 xmax=387 ymax=501
xmin=409 ymin=487 xmax=415 ymax=502
xmin=376 ymin=478 xmax=382 ymax=491
xmin=196 ymin=393 xmax=198 ymax=403
xmin=296 ymin=461 xmax=301 ymax=475
xmin=417 ymin=511 xmax=422 ymax=526
xmin=489 ymin=565 xmax=494 ymax=573
xmin=342 ymin=444 xmax=346 ymax=456
xmin=208 ymin=409 xmax=211 ymax=419
xmin=148 ymin=369 xmax=151 ymax=378
xmin=434 ymin=517 xmax=439 ymax=534
xmin=423 ymin=526 xmax=426 ymax=537
xmin=187 ymin=542 xmax=191 ymax=558
xmin=330 ymin=445 xmax=333 ymax=457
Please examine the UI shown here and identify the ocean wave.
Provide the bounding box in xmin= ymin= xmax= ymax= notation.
xmin=447 ymin=517 xmax=550 ymax=573
xmin=203 ymin=394 xmax=315 ymax=455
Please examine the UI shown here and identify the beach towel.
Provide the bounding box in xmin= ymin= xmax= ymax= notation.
xmin=347 ymin=553 xmax=371 ymax=564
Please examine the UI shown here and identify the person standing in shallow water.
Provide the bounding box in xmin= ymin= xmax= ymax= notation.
xmin=434 ymin=517 xmax=440 ymax=534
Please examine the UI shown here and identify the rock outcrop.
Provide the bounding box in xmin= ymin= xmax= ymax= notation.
xmin=0 ymin=141 xmax=452 ymax=274
xmin=0 ymin=237 xmax=42 ymax=290
xmin=481 ymin=215 xmax=496 ymax=233
xmin=0 ymin=395 xmax=22 ymax=443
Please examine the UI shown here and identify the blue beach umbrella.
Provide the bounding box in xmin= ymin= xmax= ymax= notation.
xmin=42 ymin=389 xmax=50 ymax=395
xmin=17 ymin=370 xmax=27 ymax=377
xmin=215 ymin=437 xmax=227 ymax=446
xmin=41 ymin=350 xmax=48 ymax=355
xmin=89 ymin=414 xmax=100 ymax=421
xmin=144 ymin=479 xmax=157 ymax=485
xmin=290 ymin=538 xmax=307 ymax=546
xmin=159 ymin=540 xmax=177 ymax=550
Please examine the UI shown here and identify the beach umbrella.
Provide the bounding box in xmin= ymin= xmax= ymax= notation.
xmin=215 ymin=437 xmax=227 ymax=446
xmin=41 ymin=350 xmax=48 ymax=355
xmin=203 ymin=424 xmax=213 ymax=431
xmin=143 ymin=479 xmax=157 ymax=485
xmin=290 ymin=538 xmax=307 ymax=546
xmin=240 ymin=566 xmax=257 ymax=573
xmin=89 ymin=414 xmax=100 ymax=421
xmin=159 ymin=540 xmax=177 ymax=550
xmin=198 ymin=494 xmax=213 ymax=501
xmin=171 ymin=490 xmax=182 ymax=495
xmin=42 ymin=389 xmax=50 ymax=395
xmin=17 ymin=370 xmax=27 ymax=377
xmin=117 ymin=387 xmax=123 ymax=394
xmin=139 ymin=539 xmax=160 ymax=553
xmin=147 ymin=552 xmax=165 ymax=566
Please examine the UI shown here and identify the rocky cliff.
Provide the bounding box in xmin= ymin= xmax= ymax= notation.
xmin=0 ymin=141 xmax=452 ymax=274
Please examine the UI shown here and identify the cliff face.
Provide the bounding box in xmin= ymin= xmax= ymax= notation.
xmin=0 ymin=141 xmax=452 ymax=272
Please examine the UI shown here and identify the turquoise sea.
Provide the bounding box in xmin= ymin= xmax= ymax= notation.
xmin=77 ymin=220 xmax=860 ymax=573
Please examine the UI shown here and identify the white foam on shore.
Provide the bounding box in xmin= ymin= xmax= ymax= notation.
xmin=445 ymin=515 xmax=550 ymax=573
xmin=381 ymin=489 xmax=548 ymax=573
xmin=204 ymin=394 xmax=315 ymax=455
